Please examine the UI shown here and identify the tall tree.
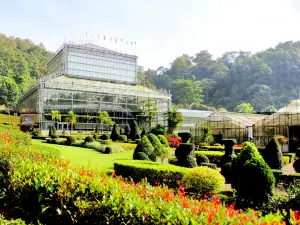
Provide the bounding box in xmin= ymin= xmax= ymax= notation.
xmin=98 ymin=111 xmax=114 ymax=132
xmin=0 ymin=76 xmax=21 ymax=114
xmin=234 ymin=103 xmax=255 ymax=114
xmin=50 ymin=110 xmax=61 ymax=129
xmin=67 ymin=111 xmax=78 ymax=134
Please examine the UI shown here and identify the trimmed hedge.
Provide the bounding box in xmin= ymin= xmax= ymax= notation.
xmin=199 ymin=163 xmax=217 ymax=170
xmin=283 ymin=156 xmax=290 ymax=165
xmin=100 ymin=133 xmax=110 ymax=140
xmin=118 ymin=135 xmax=128 ymax=142
xmin=195 ymin=151 xmax=224 ymax=167
xmin=278 ymin=173 xmax=300 ymax=186
xmin=157 ymin=135 xmax=169 ymax=147
xmin=114 ymin=160 xmax=188 ymax=188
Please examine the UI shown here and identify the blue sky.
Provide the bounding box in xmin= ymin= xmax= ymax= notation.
xmin=1 ymin=0 xmax=300 ymax=69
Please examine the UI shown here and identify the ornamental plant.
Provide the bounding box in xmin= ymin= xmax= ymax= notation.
xmin=157 ymin=134 xmax=169 ymax=147
xmin=263 ymin=137 xmax=283 ymax=170
xmin=110 ymin=124 xmax=120 ymax=141
xmin=133 ymin=136 xmax=154 ymax=161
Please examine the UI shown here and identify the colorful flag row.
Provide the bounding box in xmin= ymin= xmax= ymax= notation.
xmin=86 ymin=32 xmax=137 ymax=45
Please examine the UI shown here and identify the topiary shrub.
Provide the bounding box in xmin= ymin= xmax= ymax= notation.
xmin=221 ymin=162 xmax=232 ymax=183
xmin=93 ymin=134 xmax=98 ymax=140
xmin=141 ymin=128 xmax=147 ymax=138
xmin=120 ymin=128 xmax=125 ymax=135
xmin=175 ymin=143 xmax=197 ymax=168
xmin=84 ymin=136 xmax=95 ymax=143
xmin=100 ymin=133 xmax=110 ymax=140
xmin=105 ymin=146 xmax=113 ymax=154
xmin=135 ymin=133 xmax=141 ymax=140
xmin=293 ymin=159 xmax=300 ymax=173
xmin=220 ymin=139 xmax=236 ymax=166
xmin=124 ymin=124 xmax=130 ymax=137
xmin=133 ymin=136 xmax=154 ymax=161
xmin=158 ymin=135 xmax=169 ymax=147
xmin=263 ymin=137 xmax=283 ymax=170
xmin=147 ymin=134 xmax=161 ymax=149
xmin=182 ymin=167 xmax=225 ymax=197
xmin=237 ymin=157 xmax=275 ymax=203
xmin=199 ymin=163 xmax=217 ymax=170
xmin=129 ymin=120 xmax=139 ymax=141
xmin=150 ymin=124 xmax=166 ymax=135
xmin=118 ymin=135 xmax=128 ymax=142
xmin=51 ymin=133 xmax=59 ymax=139
xmin=66 ymin=136 xmax=76 ymax=145
xmin=178 ymin=132 xmax=192 ymax=143
xmin=110 ymin=124 xmax=120 ymax=141
xmin=168 ymin=157 xmax=179 ymax=166
xmin=231 ymin=142 xmax=262 ymax=189
xmin=135 ymin=139 xmax=141 ymax=144
xmin=134 ymin=152 xmax=150 ymax=160
xmin=196 ymin=154 xmax=209 ymax=165
xmin=153 ymin=146 xmax=170 ymax=163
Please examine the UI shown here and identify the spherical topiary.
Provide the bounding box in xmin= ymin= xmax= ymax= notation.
xmin=118 ymin=135 xmax=127 ymax=142
xmin=182 ymin=167 xmax=225 ymax=197
xmin=231 ymin=141 xmax=262 ymax=189
xmin=133 ymin=136 xmax=154 ymax=160
xmin=100 ymin=133 xmax=110 ymax=140
xmin=263 ymin=138 xmax=283 ymax=170
xmin=237 ymin=158 xmax=275 ymax=203
xmin=293 ymin=159 xmax=300 ymax=172
xmin=221 ymin=162 xmax=232 ymax=183
xmin=133 ymin=152 xmax=150 ymax=160
xmin=84 ymin=136 xmax=95 ymax=143
xmin=51 ymin=134 xmax=59 ymax=139
xmin=66 ymin=136 xmax=76 ymax=145
xmin=110 ymin=124 xmax=120 ymax=141
xmin=105 ymin=146 xmax=113 ymax=154
xmin=157 ymin=135 xmax=169 ymax=147
xmin=196 ymin=154 xmax=209 ymax=165
xmin=147 ymin=133 xmax=161 ymax=149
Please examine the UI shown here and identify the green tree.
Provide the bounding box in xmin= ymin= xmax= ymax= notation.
xmin=0 ymin=76 xmax=21 ymax=114
xmin=98 ymin=111 xmax=114 ymax=132
xmin=84 ymin=115 xmax=92 ymax=123
xmin=67 ymin=111 xmax=78 ymax=134
xmin=50 ymin=110 xmax=61 ymax=129
xmin=234 ymin=103 xmax=255 ymax=114
xmin=167 ymin=110 xmax=184 ymax=133
xmin=139 ymin=100 xmax=158 ymax=128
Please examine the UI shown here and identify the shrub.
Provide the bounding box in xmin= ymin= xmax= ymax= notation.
xmin=100 ymin=133 xmax=110 ymax=140
xmin=124 ymin=124 xmax=130 ymax=137
xmin=135 ymin=139 xmax=141 ymax=144
xmin=135 ymin=133 xmax=141 ymax=140
xmin=66 ymin=136 xmax=76 ymax=145
xmin=221 ymin=162 xmax=232 ymax=183
xmin=178 ymin=132 xmax=192 ymax=143
xmin=195 ymin=151 xmax=224 ymax=166
xmin=168 ymin=157 xmax=179 ymax=166
xmin=105 ymin=146 xmax=113 ymax=154
xmin=237 ymin=157 xmax=275 ymax=203
xmin=150 ymin=124 xmax=166 ymax=135
xmin=129 ymin=120 xmax=139 ymax=140
xmin=51 ymin=133 xmax=59 ymax=139
xmin=84 ymin=135 xmax=95 ymax=143
xmin=196 ymin=154 xmax=209 ymax=165
xmin=293 ymin=159 xmax=300 ymax=173
xmin=110 ymin=124 xmax=120 ymax=141
xmin=48 ymin=125 xmax=57 ymax=137
xmin=175 ymin=144 xmax=197 ymax=168
xmin=133 ymin=136 xmax=154 ymax=161
xmin=147 ymin=133 xmax=161 ymax=148
xmin=85 ymin=141 xmax=105 ymax=153
xmin=169 ymin=137 xmax=182 ymax=148
xmin=263 ymin=138 xmax=283 ymax=170
xmin=120 ymin=127 xmax=125 ymax=135
xmin=200 ymin=146 xmax=224 ymax=151
xmin=158 ymin=135 xmax=169 ymax=147
xmin=118 ymin=135 xmax=127 ymax=142
xmin=141 ymin=128 xmax=146 ymax=138
xmin=182 ymin=167 xmax=225 ymax=197
xmin=154 ymin=146 xmax=170 ymax=163
xmin=220 ymin=139 xmax=236 ymax=166
xmin=133 ymin=152 xmax=150 ymax=160
xmin=199 ymin=163 xmax=217 ymax=169
xmin=214 ymin=143 xmax=222 ymax=146
xmin=283 ymin=156 xmax=289 ymax=165
xmin=114 ymin=160 xmax=187 ymax=188
xmin=0 ymin=215 xmax=26 ymax=224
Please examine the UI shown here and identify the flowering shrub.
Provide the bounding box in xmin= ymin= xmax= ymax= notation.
xmin=0 ymin=127 xmax=295 ymax=224
xmin=169 ymin=137 xmax=182 ymax=148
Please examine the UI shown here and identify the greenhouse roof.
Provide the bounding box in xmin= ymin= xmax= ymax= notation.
xmin=177 ymin=109 xmax=213 ymax=118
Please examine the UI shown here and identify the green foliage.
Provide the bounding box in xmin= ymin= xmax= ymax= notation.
xmin=100 ymin=133 xmax=110 ymax=140
xmin=147 ymin=133 xmax=161 ymax=148
xmin=175 ymin=143 xmax=197 ymax=168
xmin=195 ymin=151 xmax=224 ymax=166
xmin=50 ymin=110 xmax=61 ymax=122
xmin=51 ymin=134 xmax=59 ymax=139
xmin=110 ymin=124 xmax=120 ymax=141
xmin=139 ymin=100 xmax=158 ymax=126
xmin=221 ymin=162 xmax=232 ymax=183
xmin=199 ymin=163 xmax=217 ymax=169
xmin=196 ymin=154 xmax=209 ymax=164
xmin=153 ymin=146 xmax=170 ymax=163
xmin=201 ymin=126 xmax=214 ymax=143
xmin=124 ymin=124 xmax=130 ymax=137
xmin=133 ymin=136 xmax=154 ymax=161
xmin=129 ymin=120 xmax=139 ymax=140
xmin=157 ymin=134 xmax=169 ymax=147
xmin=167 ymin=110 xmax=184 ymax=133
xmin=0 ymin=214 xmax=27 ymax=224
xmin=105 ymin=146 xmax=113 ymax=154
xmin=140 ymin=128 xmax=146 ymax=138
xmin=119 ymin=127 xmax=125 ymax=135
xmin=237 ymin=158 xmax=275 ymax=203
xmin=133 ymin=152 xmax=150 ymax=160
xmin=263 ymin=138 xmax=283 ymax=170
xmin=66 ymin=111 xmax=78 ymax=133
xmin=0 ymin=76 xmax=21 ymax=113
xmin=98 ymin=111 xmax=114 ymax=132
xmin=182 ymin=167 xmax=225 ymax=196
xmin=150 ymin=124 xmax=166 ymax=136
xmin=66 ymin=136 xmax=76 ymax=145
xmin=234 ymin=103 xmax=255 ymax=113
xmin=118 ymin=135 xmax=127 ymax=142
xmin=84 ymin=136 xmax=95 ymax=143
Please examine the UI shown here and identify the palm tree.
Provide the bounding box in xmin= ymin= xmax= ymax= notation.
xmin=50 ymin=110 xmax=61 ymax=129
xmin=98 ymin=111 xmax=114 ymax=132
xmin=67 ymin=111 xmax=78 ymax=134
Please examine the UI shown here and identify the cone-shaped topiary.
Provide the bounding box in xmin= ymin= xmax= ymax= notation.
xmin=263 ymin=138 xmax=283 ymax=170
xmin=134 ymin=152 xmax=150 ymax=160
xmin=129 ymin=120 xmax=139 ymax=141
xmin=124 ymin=124 xmax=130 ymax=137
xmin=133 ymin=136 xmax=154 ymax=160
xmin=237 ymin=157 xmax=275 ymax=203
xmin=110 ymin=124 xmax=120 ymax=141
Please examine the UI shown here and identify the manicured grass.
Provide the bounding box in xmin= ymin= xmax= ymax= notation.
xmin=0 ymin=113 xmax=20 ymax=127
xmin=32 ymin=139 xmax=133 ymax=173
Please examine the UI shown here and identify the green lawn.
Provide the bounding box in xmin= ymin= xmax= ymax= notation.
xmin=32 ymin=140 xmax=133 ymax=173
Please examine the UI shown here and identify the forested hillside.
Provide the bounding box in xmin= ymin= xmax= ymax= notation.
xmin=0 ymin=34 xmax=51 ymax=112
xmin=139 ymin=41 xmax=300 ymax=112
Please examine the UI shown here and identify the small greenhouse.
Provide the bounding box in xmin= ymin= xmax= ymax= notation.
xmin=191 ymin=112 xmax=267 ymax=144
xmin=253 ymin=99 xmax=300 ymax=151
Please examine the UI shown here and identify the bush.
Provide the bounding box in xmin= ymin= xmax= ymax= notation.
xmin=220 ymin=139 xmax=236 ymax=166
xmin=199 ymin=163 xmax=217 ymax=169
xmin=129 ymin=120 xmax=139 ymax=140
xmin=175 ymin=144 xmax=197 ymax=168
xmin=147 ymin=133 xmax=161 ymax=148
xmin=48 ymin=125 xmax=57 ymax=137
xmin=84 ymin=136 xmax=95 ymax=143
xmin=141 ymin=128 xmax=147 ymax=138
xmin=134 ymin=152 xmax=150 ymax=160
xmin=154 ymin=146 xmax=170 ymax=163
xmin=263 ymin=138 xmax=283 ymax=170
xmin=120 ymin=127 xmax=125 ymax=135
xmin=178 ymin=132 xmax=192 ymax=143
xmin=168 ymin=157 xmax=179 ymax=166
xmin=237 ymin=157 xmax=275 ymax=203
xmin=182 ymin=167 xmax=225 ymax=197
xmin=110 ymin=124 xmax=120 ymax=141
xmin=105 ymin=146 xmax=113 ymax=154
xmin=114 ymin=160 xmax=187 ymax=188
xmin=66 ymin=136 xmax=76 ymax=145
xmin=100 ymin=133 xmax=110 ymax=140
xmin=200 ymin=146 xmax=224 ymax=151
xmin=221 ymin=162 xmax=232 ymax=183
xmin=124 ymin=124 xmax=130 ymax=137
xmin=158 ymin=135 xmax=169 ymax=147
xmin=283 ymin=156 xmax=289 ymax=165
xmin=195 ymin=151 xmax=224 ymax=166
xmin=135 ymin=139 xmax=141 ymax=144
xmin=51 ymin=133 xmax=59 ymax=139
xmin=0 ymin=215 xmax=26 ymax=224
xmin=150 ymin=124 xmax=166 ymax=135
xmin=133 ymin=136 xmax=154 ymax=161
xmin=293 ymin=159 xmax=300 ymax=173
xmin=118 ymin=135 xmax=127 ymax=142
xmin=85 ymin=141 xmax=105 ymax=153
xmin=196 ymin=154 xmax=209 ymax=165
xmin=93 ymin=134 xmax=98 ymax=140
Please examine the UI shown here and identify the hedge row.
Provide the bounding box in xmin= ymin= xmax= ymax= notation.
xmin=114 ymin=160 xmax=188 ymax=188
xmin=195 ymin=151 xmax=224 ymax=167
